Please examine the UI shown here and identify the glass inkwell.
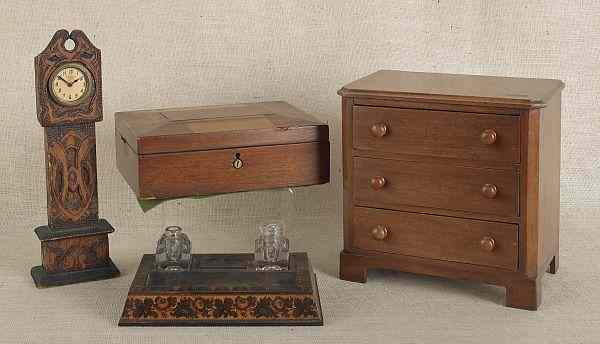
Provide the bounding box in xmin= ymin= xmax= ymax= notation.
xmin=254 ymin=222 xmax=290 ymax=271
xmin=155 ymin=226 xmax=191 ymax=271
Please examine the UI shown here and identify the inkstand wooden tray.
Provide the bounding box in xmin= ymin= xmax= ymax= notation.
xmin=119 ymin=253 xmax=323 ymax=326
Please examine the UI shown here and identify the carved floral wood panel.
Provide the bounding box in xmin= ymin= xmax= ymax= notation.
xmin=121 ymin=294 xmax=320 ymax=322
xmin=41 ymin=234 xmax=109 ymax=273
xmin=45 ymin=123 xmax=98 ymax=228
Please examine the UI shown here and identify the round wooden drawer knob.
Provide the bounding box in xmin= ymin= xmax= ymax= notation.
xmin=371 ymin=225 xmax=389 ymax=241
xmin=480 ymin=129 xmax=497 ymax=145
xmin=370 ymin=122 xmax=388 ymax=138
xmin=481 ymin=183 xmax=498 ymax=199
xmin=480 ymin=236 xmax=496 ymax=251
xmin=370 ymin=176 xmax=387 ymax=190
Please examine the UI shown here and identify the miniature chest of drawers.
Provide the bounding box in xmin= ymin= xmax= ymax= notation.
xmin=338 ymin=70 xmax=563 ymax=310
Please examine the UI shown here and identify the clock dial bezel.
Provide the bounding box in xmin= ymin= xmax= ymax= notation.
xmin=48 ymin=62 xmax=95 ymax=107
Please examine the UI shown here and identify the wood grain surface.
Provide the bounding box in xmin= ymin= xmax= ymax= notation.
xmin=351 ymin=207 xmax=518 ymax=270
xmin=338 ymin=70 xmax=564 ymax=108
xmin=353 ymin=157 xmax=518 ymax=217
xmin=130 ymin=142 xmax=329 ymax=199
xmin=115 ymin=101 xmax=328 ymax=154
xmin=353 ymin=105 xmax=520 ymax=163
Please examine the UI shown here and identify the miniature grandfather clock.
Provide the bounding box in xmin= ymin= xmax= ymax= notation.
xmin=31 ymin=29 xmax=119 ymax=287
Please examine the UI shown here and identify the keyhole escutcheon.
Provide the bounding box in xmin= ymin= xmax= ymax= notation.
xmin=232 ymin=153 xmax=243 ymax=169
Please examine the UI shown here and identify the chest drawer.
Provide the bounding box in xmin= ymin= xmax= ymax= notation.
xmin=353 ymin=157 xmax=518 ymax=217
xmin=351 ymin=207 xmax=518 ymax=271
xmin=353 ymin=106 xmax=520 ymax=163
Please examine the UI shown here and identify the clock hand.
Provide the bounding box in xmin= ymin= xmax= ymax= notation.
xmin=71 ymin=77 xmax=84 ymax=85
xmin=57 ymin=75 xmax=73 ymax=87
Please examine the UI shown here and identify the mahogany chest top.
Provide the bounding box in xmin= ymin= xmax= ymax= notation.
xmin=339 ymin=70 xmax=563 ymax=108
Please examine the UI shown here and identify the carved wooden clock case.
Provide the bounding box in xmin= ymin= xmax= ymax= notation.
xmin=31 ymin=29 xmax=119 ymax=287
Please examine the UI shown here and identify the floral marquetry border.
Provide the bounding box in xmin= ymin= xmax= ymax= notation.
xmin=121 ymin=294 xmax=320 ymax=323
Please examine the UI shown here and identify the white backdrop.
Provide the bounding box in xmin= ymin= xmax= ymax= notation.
xmin=1 ymin=1 xmax=599 ymax=343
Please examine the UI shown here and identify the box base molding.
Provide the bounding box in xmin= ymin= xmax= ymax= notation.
xmin=340 ymin=250 xmax=557 ymax=311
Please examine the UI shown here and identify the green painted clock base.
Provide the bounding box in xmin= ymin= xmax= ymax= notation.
xmin=31 ymin=259 xmax=120 ymax=288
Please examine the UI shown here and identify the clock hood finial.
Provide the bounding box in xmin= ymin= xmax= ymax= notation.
xmin=38 ymin=29 xmax=69 ymax=56
xmin=69 ymin=30 xmax=99 ymax=51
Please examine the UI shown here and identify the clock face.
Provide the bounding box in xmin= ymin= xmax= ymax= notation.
xmin=48 ymin=63 xmax=94 ymax=106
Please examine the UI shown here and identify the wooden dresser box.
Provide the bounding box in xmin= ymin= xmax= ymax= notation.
xmin=115 ymin=101 xmax=329 ymax=199
xmin=338 ymin=70 xmax=563 ymax=310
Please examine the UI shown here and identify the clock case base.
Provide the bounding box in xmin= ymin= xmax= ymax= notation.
xmin=31 ymin=259 xmax=119 ymax=288
xmin=31 ymin=219 xmax=120 ymax=288
xmin=119 ymin=253 xmax=323 ymax=326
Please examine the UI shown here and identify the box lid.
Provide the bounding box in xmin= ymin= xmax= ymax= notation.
xmin=338 ymin=70 xmax=564 ymax=108
xmin=115 ymin=101 xmax=329 ymax=155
